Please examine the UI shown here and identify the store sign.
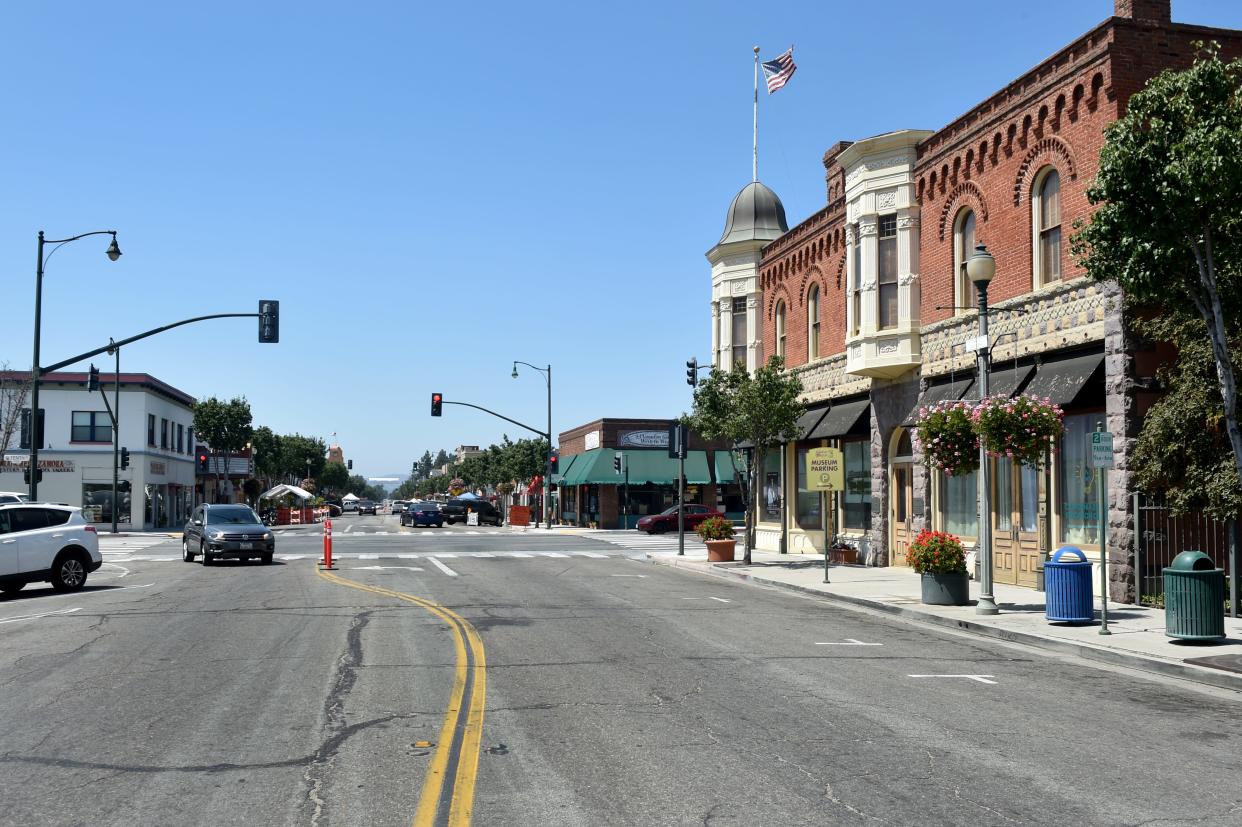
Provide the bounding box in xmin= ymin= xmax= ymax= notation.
xmin=584 ymin=431 xmax=601 ymax=451
xmin=619 ymin=430 xmax=670 ymax=449
xmin=0 ymin=459 xmax=74 ymax=473
xmin=1090 ymin=431 xmax=1115 ymax=469
xmin=807 ymin=447 xmax=844 ymax=492
xmin=150 ymin=461 xmax=167 ymax=476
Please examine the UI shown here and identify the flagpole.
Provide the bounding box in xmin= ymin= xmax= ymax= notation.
xmin=752 ymin=46 xmax=760 ymax=183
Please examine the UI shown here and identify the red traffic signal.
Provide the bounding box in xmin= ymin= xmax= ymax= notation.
xmin=431 ymin=393 xmax=443 ymax=417
xmin=198 ymin=453 xmax=209 ymax=472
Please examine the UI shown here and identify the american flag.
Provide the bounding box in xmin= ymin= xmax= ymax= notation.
xmin=762 ymin=48 xmax=797 ymax=94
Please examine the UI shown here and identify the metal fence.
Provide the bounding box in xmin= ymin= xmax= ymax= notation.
xmin=1133 ymin=492 xmax=1239 ymax=616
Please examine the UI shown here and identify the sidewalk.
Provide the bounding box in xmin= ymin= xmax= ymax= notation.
xmin=645 ymin=549 xmax=1242 ymax=693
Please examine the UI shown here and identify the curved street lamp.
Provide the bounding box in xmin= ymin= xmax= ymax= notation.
xmin=28 ymin=230 xmax=122 ymax=499
xmin=512 ymin=361 xmax=552 ymax=530
xmin=967 ymin=243 xmax=999 ymax=616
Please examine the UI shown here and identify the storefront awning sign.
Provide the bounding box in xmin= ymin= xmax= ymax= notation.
xmin=807 ymin=447 xmax=844 ymax=492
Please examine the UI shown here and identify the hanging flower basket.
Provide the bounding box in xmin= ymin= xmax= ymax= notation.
xmin=913 ymin=400 xmax=979 ymax=477
xmin=971 ymin=394 xmax=1064 ymax=467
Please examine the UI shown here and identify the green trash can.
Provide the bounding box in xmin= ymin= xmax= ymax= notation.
xmin=1163 ymin=550 xmax=1225 ymax=641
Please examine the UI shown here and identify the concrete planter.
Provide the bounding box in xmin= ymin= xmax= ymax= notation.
xmin=920 ymin=571 xmax=970 ymax=606
xmin=705 ymin=539 xmax=736 ymax=562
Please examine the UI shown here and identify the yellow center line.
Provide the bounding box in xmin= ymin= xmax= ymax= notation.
xmin=315 ymin=566 xmax=486 ymax=826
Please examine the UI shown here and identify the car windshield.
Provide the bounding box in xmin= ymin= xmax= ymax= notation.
xmin=206 ymin=506 xmax=261 ymax=524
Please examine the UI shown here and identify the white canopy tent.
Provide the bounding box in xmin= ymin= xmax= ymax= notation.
xmin=341 ymin=493 xmax=360 ymax=502
xmin=260 ymin=484 xmax=314 ymax=502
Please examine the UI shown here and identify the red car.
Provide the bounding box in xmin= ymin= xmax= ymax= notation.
xmin=636 ymin=504 xmax=718 ymax=534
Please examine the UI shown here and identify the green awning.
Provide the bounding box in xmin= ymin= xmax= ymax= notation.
xmin=712 ymin=451 xmax=740 ymax=485
xmin=556 ymin=449 xmax=711 ymax=486
xmin=552 ymin=452 xmax=581 ymax=487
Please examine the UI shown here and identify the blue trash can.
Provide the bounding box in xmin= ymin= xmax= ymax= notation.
xmin=1045 ymin=546 xmax=1094 ymax=623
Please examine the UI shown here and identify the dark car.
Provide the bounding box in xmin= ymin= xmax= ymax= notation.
xmin=441 ymin=498 xmax=503 ymax=526
xmin=635 ymin=504 xmax=718 ymax=534
xmin=183 ymin=503 xmax=275 ymax=565
xmin=401 ymin=501 xmax=444 ymax=528
xmin=357 ymin=500 xmax=377 ymax=515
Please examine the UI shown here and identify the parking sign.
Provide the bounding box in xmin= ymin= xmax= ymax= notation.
xmin=1090 ymin=431 xmax=1115 ymax=469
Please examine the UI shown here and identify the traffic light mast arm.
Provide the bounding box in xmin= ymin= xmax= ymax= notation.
xmin=40 ymin=312 xmax=262 ymax=374
xmin=440 ymin=400 xmax=549 ymax=441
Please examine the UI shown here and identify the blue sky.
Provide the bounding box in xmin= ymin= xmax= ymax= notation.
xmin=4 ymin=1 xmax=1241 ymax=480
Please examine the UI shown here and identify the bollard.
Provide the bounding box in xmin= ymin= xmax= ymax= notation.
xmin=320 ymin=518 xmax=336 ymax=570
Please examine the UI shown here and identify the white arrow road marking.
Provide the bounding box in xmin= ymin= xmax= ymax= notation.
xmin=344 ymin=524 xmax=354 ymax=533
xmin=428 ymin=557 xmax=458 ymax=577
xmin=100 ymin=563 xmax=131 ymax=578
xmin=352 ymin=566 xmax=424 ymax=571
xmin=0 ymin=607 xmax=82 ymax=624
xmin=909 ymin=674 xmax=997 ymax=684
xmin=816 ymin=639 xmax=883 ymax=646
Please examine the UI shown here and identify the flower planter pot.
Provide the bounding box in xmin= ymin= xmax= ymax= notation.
xmin=705 ymin=539 xmax=736 ymax=562
xmin=829 ymin=547 xmax=857 ymax=565
xmin=920 ymin=571 xmax=970 ymax=606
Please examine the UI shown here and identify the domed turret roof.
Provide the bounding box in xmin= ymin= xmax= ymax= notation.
xmin=717 ymin=181 xmax=788 ymax=245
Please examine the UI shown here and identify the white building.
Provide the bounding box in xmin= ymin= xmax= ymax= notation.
xmin=0 ymin=370 xmax=197 ymax=530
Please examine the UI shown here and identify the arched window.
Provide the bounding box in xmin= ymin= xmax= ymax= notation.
xmin=807 ymin=284 xmax=820 ymax=359
xmin=1033 ymin=168 xmax=1061 ymax=285
xmin=775 ymin=301 xmax=786 ymax=359
xmin=954 ymin=209 xmax=976 ymax=315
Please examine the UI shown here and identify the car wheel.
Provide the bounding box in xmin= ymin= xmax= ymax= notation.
xmin=1 ymin=582 xmax=24 ymax=595
xmin=653 ymin=522 xmax=667 ymax=534
xmin=261 ymin=553 xmax=273 ymax=565
xmin=200 ymin=542 xmax=213 ymax=566
xmin=182 ymin=538 xmax=195 ymax=562
xmin=51 ymin=553 xmax=88 ymax=592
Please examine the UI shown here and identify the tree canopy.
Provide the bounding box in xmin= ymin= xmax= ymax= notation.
xmin=193 ymin=396 xmax=253 ymax=456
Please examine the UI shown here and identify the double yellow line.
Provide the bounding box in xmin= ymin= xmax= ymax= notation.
xmin=317 ymin=567 xmax=486 ymax=826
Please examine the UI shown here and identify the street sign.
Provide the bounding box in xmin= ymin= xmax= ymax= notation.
xmin=3 ymin=454 xmax=27 ymax=464
xmin=1090 ymin=431 xmax=1115 ymax=469
xmin=806 ymin=447 xmax=844 ymax=491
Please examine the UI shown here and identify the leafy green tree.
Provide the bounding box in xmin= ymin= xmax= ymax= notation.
xmin=1074 ymin=44 xmax=1242 ymax=511
xmin=433 ymin=449 xmax=450 ymax=469
xmin=317 ymin=461 xmax=350 ymax=495
xmin=417 ymin=450 xmax=434 ymax=480
xmin=685 ymin=357 xmax=805 ymax=564
xmin=193 ymin=396 xmax=254 ymax=500
xmin=279 ymin=434 xmax=327 ymax=483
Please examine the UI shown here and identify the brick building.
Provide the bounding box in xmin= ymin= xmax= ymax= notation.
xmin=716 ymin=0 xmax=1242 ymax=599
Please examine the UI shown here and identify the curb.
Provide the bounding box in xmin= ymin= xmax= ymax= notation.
xmin=645 ymin=554 xmax=1242 ymax=694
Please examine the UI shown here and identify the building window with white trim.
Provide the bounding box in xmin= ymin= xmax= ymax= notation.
xmin=775 ymin=301 xmax=786 ymax=359
xmin=1033 ymin=167 xmax=1061 ymax=285
xmin=877 ymin=213 xmax=898 ymax=329
xmin=954 ymin=209 xmax=976 ymax=314
xmin=731 ymin=297 xmax=747 ymax=368
xmin=851 ymin=227 xmax=861 ymax=336
xmin=71 ymin=411 xmax=112 ymax=443
xmin=807 ymin=284 xmax=820 ymax=359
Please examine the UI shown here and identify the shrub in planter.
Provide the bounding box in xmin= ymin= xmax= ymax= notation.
xmin=913 ymin=400 xmax=979 ymax=477
xmin=905 ymin=529 xmax=967 ymax=574
xmin=695 ymin=515 xmax=735 ymax=542
xmin=971 ymin=394 xmax=1064 ymax=467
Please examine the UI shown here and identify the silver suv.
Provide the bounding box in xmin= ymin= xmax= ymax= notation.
xmin=0 ymin=504 xmax=102 ymax=594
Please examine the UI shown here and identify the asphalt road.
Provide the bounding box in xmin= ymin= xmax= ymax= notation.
xmin=2 ymin=513 xmax=1240 ymax=826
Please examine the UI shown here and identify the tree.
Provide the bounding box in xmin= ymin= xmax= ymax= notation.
xmin=684 ymin=356 xmax=805 ymax=564
xmin=0 ymin=365 xmax=31 ymax=454
xmin=250 ymin=425 xmax=282 ymax=489
xmin=1074 ymin=44 xmax=1242 ymax=513
xmin=433 ymin=449 xmax=450 ymax=469
xmin=417 ymin=450 xmax=434 ymax=481
xmin=193 ymin=397 xmax=253 ymax=501
xmin=317 ymin=461 xmax=350 ymax=496
xmin=279 ymin=434 xmax=327 ymax=483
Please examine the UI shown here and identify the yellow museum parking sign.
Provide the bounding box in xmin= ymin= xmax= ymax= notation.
xmin=807 ymin=447 xmax=844 ymax=492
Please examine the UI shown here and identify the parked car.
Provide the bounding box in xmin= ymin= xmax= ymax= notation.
xmin=342 ymin=500 xmax=358 ymax=513
xmin=636 ymin=504 xmax=719 ymax=534
xmin=0 ymin=503 xmax=101 ymax=594
xmin=183 ymin=503 xmax=275 ymax=565
xmin=0 ymin=492 xmax=30 ymax=505
xmin=441 ymin=498 xmax=503 ymax=526
xmin=390 ymin=500 xmax=407 ymax=515
xmin=401 ymin=501 xmax=444 ymax=527
xmin=357 ymin=500 xmax=377 ymax=515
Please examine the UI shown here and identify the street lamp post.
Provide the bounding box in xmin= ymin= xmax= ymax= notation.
xmin=512 ymin=361 xmax=552 ymax=530
xmin=29 ymin=230 xmax=121 ymax=500
xmin=967 ymin=243 xmax=999 ymax=616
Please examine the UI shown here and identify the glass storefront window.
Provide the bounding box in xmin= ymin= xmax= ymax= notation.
xmin=761 ymin=451 xmax=782 ymax=522
xmin=1020 ymin=463 xmax=1038 ymax=533
xmin=795 ymin=443 xmax=822 ymax=531
xmin=994 ymin=457 xmax=1013 ymax=532
xmin=940 ymin=470 xmax=978 ymax=539
xmin=1059 ymin=414 xmax=1101 ymax=546
xmin=842 ymin=440 xmax=871 ymax=530
xmin=84 ymin=481 xmax=131 ymax=525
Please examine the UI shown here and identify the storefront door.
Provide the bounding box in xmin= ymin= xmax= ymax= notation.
xmin=991 ymin=459 xmax=1040 ymax=587
xmin=891 ymin=463 xmax=914 ymax=566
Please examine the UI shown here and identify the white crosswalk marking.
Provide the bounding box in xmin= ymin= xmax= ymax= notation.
xmin=538 ymin=552 xmax=569 ymax=558
xmin=105 ymin=550 xmax=619 ymax=567
xmin=99 ymin=535 xmax=175 ymax=552
xmin=359 ymin=554 xmax=378 ymax=559
xmin=572 ymin=551 xmax=608 ymax=558
xmin=582 ymin=529 xmax=696 ymax=555
xmin=505 ymin=552 xmax=533 ymax=558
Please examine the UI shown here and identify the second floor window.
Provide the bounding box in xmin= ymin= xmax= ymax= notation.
xmin=731 ymin=296 xmax=747 ymax=368
xmin=188 ymin=428 xmax=194 ymax=455
xmin=1034 ymin=168 xmax=1062 ymax=284
xmin=161 ymin=418 xmax=169 ymax=449
xmin=807 ymin=284 xmax=820 ymax=358
xmin=851 ymin=228 xmax=861 ymax=336
xmin=775 ymin=301 xmax=787 ymax=358
xmin=955 ymin=209 xmax=976 ymax=313
xmin=71 ymin=411 xmax=112 ymax=443
xmin=877 ymin=213 xmax=898 ymax=330
xmin=177 ymin=424 xmax=184 ymax=453
xmin=147 ymin=414 xmax=156 ymax=447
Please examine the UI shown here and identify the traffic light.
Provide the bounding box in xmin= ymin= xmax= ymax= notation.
xmin=22 ymin=468 xmax=42 ymax=485
xmin=686 ymin=357 xmax=698 ymax=387
xmin=548 ymin=450 xmax=559 ymax=474
xmin=347 ymin=459 xmax=353 ymax=470
xmin=88 ymin=365 xmax=100 ymax=392
xmin=613 ymin=453 xmax=622 ymax=474
xmin=259 ymin=300 xmax=280 ymax=343
xmin=198 ymin=453 xmax=209 ymax=472
xmin=120 ymin=447 xmax=130 ymax=469
xmin=431 ymin=393 xmax=443 ymax=417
